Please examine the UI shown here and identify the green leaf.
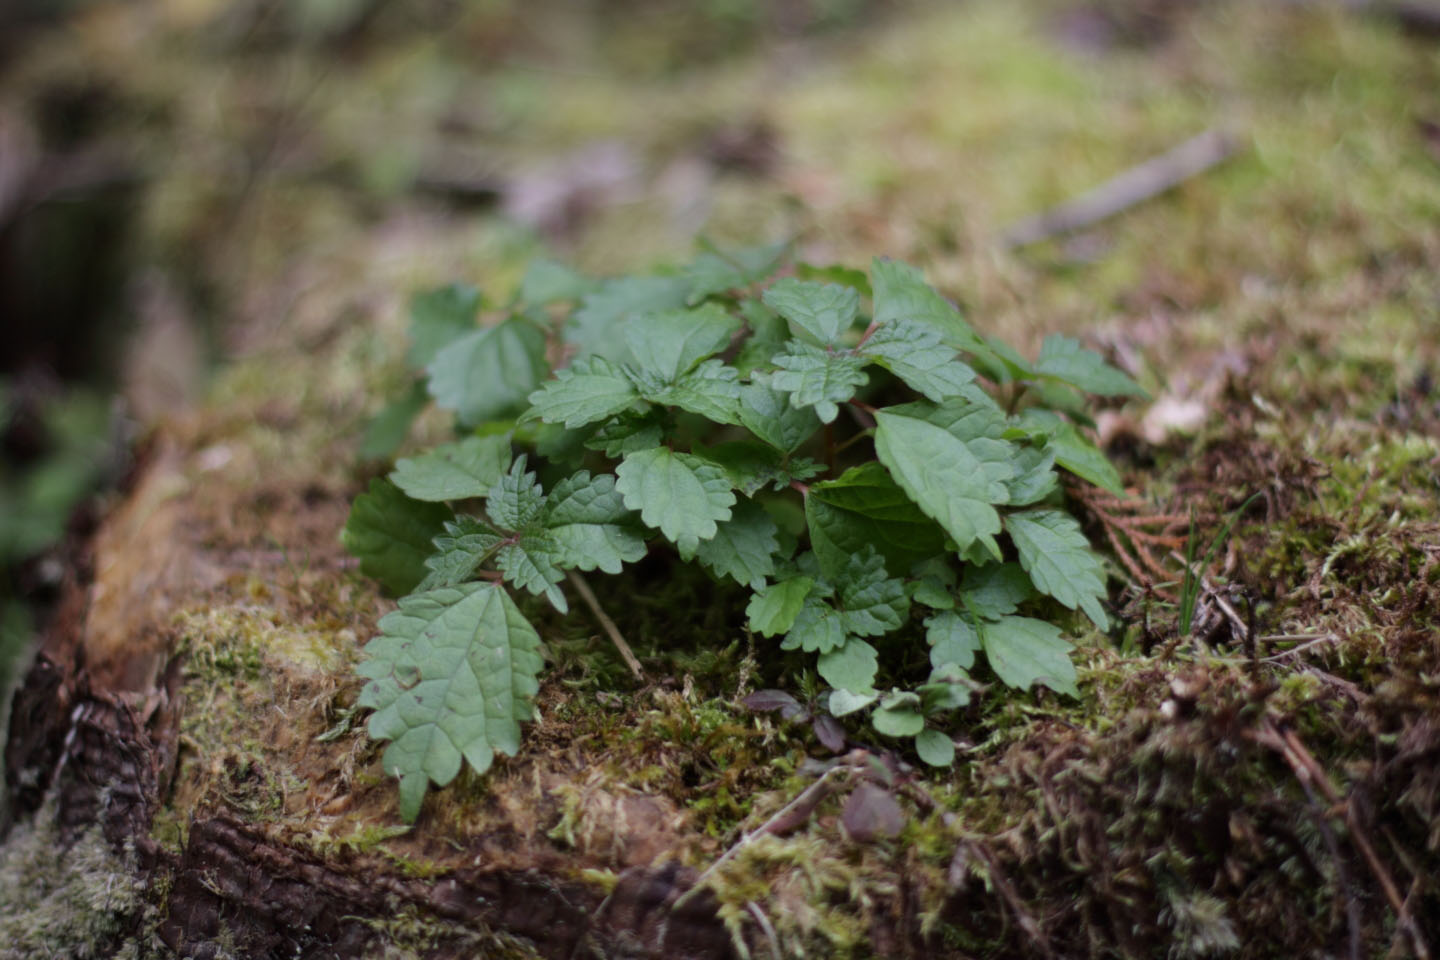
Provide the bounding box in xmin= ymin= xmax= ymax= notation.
xmin=356 ymin=582 xmax=543 ymax=822
xmin=518 ymin=259 xmax=592 ymax=307
xmin=390 ymin=435 xmax=513 ymax=502
xmin=873 ymin=407 xmax=1012 ymax=559
xmin=915 ymin=729 xmax=956 ymax=767
xmin=342 ymin=478 xmax=454 ymax=595
xmin=1014 ymin=410 xmax=1124 ymax=495
xmin=872 ymin=696 xmax=925 ymax=737
xmin=770 ymin=343 xmax=868 ymax=424
xmin=1004 ymin=445 xmax=1059 ymax=505
xmin=486 ymin=457 xmax=547 ymax=532
xmin=781 ymin=595 xmax=847 ymax=653
xmin=919 ymin=665 xmax=972 ymax=712
xmin=417 ymin=516 xmax=503 ymax=590
xmin=408 ymin=284 xmax=480 ymax=370
xmin=526 ymin=357 xmax=639 ymax=429
xmin=615 ymin=447 xmax=736 ymax=558
xmin=495 ymin=534 xmax=568 ymax=613
xmin=539 ymin=469 xmax=648 ymax=575
xmin=692 ymin=440 xmax=786 ymax=496
xmin=828 ymin=688 xmax=878 ymax=716
xmin=585 ymin=415 xmax=664 ymax=457
xmin=859 ymin=319 xmax=977 ymax=402
xmin=683 ymin=240 xmax=789 ymax=302
xmin=359 ymin=380 xmax=430 ymax=460
xmin=427 ymin=319 xmax=549 ymax=427
xmin=926 ymin=611 xmax=980 ymax=670
xmin=870 ymin=258 xmax=985 ymax=352
xmin=746 ymin=576 xmax=814 ymax=637
xmin=623 ymin=304 xmax=742 ymax=383
xmin=807 ymin=463 xmax=947 ymax=576
xmin=796 ymin=261 xmax=872 ymax=298
xmin=960 ymin=562 xmax=1035 ymax=620
xmin=643 ymin=359 xmax=742 ymax=424
xmin=817 ymin=638 xmax=879 ymax=693
xmin=695 ymin=500 xmax=779 ymax=590
xmin=1035 ymin=335 xmax=1145 ymax=397
xmin=569 ymin=274 xmax=692 ymax=365
xmin=1005 ymin=509 xmax=1109 ymax=629
xmin=762 ymin=278 xmax=860 ymax=346
xmin=836 ymin=547 xmax=909 ymax=637
xmin=980 ymin=615 xmax=1078 ymax=697
xmin=738 ymin=381 xmax=822 ymax=453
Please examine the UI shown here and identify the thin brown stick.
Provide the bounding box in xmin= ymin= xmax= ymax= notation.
xmin=1254 ymin=720 xmax=1430 ymax=960
xmin=566 ymin=569 xmax=645 ymax=682
xmin=1000 ymin=129 xmax=1241 ymax=248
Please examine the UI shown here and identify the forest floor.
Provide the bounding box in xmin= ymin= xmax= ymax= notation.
xmin=2 ymin=1 xmax=1439 ymax=957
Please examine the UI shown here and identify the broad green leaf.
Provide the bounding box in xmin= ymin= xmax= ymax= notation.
xmin=796 ymin=261 xmax=872 ymax=298
xmin=417 ymin=516 xmax=503 ymax=590
xmin=872 ymin=694 xmax=925 ymax=737
xmin=970 ymin=335 xmax=1035 ymax=384
xmin=427 ymin=319 xmax=548 ymax=427
xmin=859 ymin=319 xmax=976 ymax=402
xmin=926 ymin=611 xmax=980 ymax=670
xmin=980 ymin=615 xmax=1078 ymax=697
xmin=585 ymin=415 xmax=664 ymax=457
xmin=569 ymin=274 xmax=691 ymax=364
xmin=390 ymin=435 xmax=513 ymax=502
xmin=408 ymin=284 xmax=479 ymax=370
xmin=919 ymin=665 xmax=972 ymax=712
xmin=807 ymin=463 xmax=947 ymax=575
xmin=614 ymin=447 xmax=736 ymax=558
xmin=781 ymin=595 xmax=847 ymax=653
xmin=874 ymin=408 xmax=1012 ymax=559
xmin=1004 ymin=445 xmax=1059 ymax=505
xmin=770 ymin=343 xmax=868 ymax=423
xmin=684 ymin=240 xmax=788 ymax=302
xmin=692 ymin=440 xmax=786 ymax=496
xmin=623 ymin=304 xmax=742 ymax=383
xmin=518 ymin=259 xmax=592 ymax=306
xmin=1015 ymin=410 xmax=1124 ymax=496
xmin=644 ymin=359 xmax=742 ymax=424
xmin=694 ymin=500 xmax=779 ymax=590
xmin=817 ymin=638 xmax=879 ymax=693
xmin=1035 ymin=335 xmax=1145 ymax=397
xmin=887 ymin=396 xmax=1007 ymax=442
xmin=828 ymin=688 xmax=878 ymax=716
xmin=836 ymin=547 xmax=909 ymax=637
xmin=737 ymin=381 xmax=822 ymax=453
xmin=495 ymin=534 xmax=567 ymax=613
xmin=910 ymin=576 xmax=955 ymax=609
xmin=486 ymin=457 xmax=546 ymax=532
xmin=762 ymin=278 xmax=860 ymax=346
xmin=342 ymin=478 xmax=454 ymax=595
xmin=525 ymin=357 xmax=639 ymax=429
xmin=870 ymin=258 xmax=985 ymax=352
xmin=960 ymin=562 xmax=1035 ymax=620
xmin=356 ymin=582 xmax=543 ymax=822
xmin=915 ymin=729 xmax=956 ymax=767
xmin=359 ymin=380 xmax=429 ymax=460
xmin=745 ymin=576 xmax=814 ymax=637
xmin=543 ymin=471 xmax=647 ymax=574
xmin=1005 ymin=509 xmax=1109 ymax=629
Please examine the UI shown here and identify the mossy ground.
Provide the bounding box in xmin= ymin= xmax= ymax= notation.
xmin=2 ymin=0 xmax=1439 ymax=956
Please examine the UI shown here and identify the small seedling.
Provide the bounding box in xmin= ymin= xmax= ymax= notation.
xmin=344 ymin=245 xmax=1143 ymax=821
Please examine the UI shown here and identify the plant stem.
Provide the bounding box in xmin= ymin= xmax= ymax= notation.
xmin=566 ymin=569 xmax=645 ymax=682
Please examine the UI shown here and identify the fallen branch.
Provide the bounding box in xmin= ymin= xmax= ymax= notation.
xmin=565 ymin=569 xmax=645 ymax=682
xmin=1000 ymin=128 xmax=1240 ymax=248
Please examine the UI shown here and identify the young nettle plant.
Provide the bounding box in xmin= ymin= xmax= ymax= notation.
xmin=343 ymin=244 xmax=1143 ymax=820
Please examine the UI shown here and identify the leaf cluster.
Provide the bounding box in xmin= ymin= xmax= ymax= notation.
xmin=344 ymin=248 xmax=1141 ymax=819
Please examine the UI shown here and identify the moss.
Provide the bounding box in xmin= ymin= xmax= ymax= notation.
xmin=0 ymin=800 xmax=148 ymax=960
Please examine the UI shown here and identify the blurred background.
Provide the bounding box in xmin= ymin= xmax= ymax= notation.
xmin=2 ymin=0 xmax=1437 ymax=704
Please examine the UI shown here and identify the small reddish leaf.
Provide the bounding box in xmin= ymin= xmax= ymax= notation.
xmin=842 ymin=782 xmax=905 ymax=842
xmin=812 ymin=715 xmax=847 ymax=753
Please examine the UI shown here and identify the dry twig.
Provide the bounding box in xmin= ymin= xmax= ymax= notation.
xmin=566 ymin=569 xmax=645 ymax=682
